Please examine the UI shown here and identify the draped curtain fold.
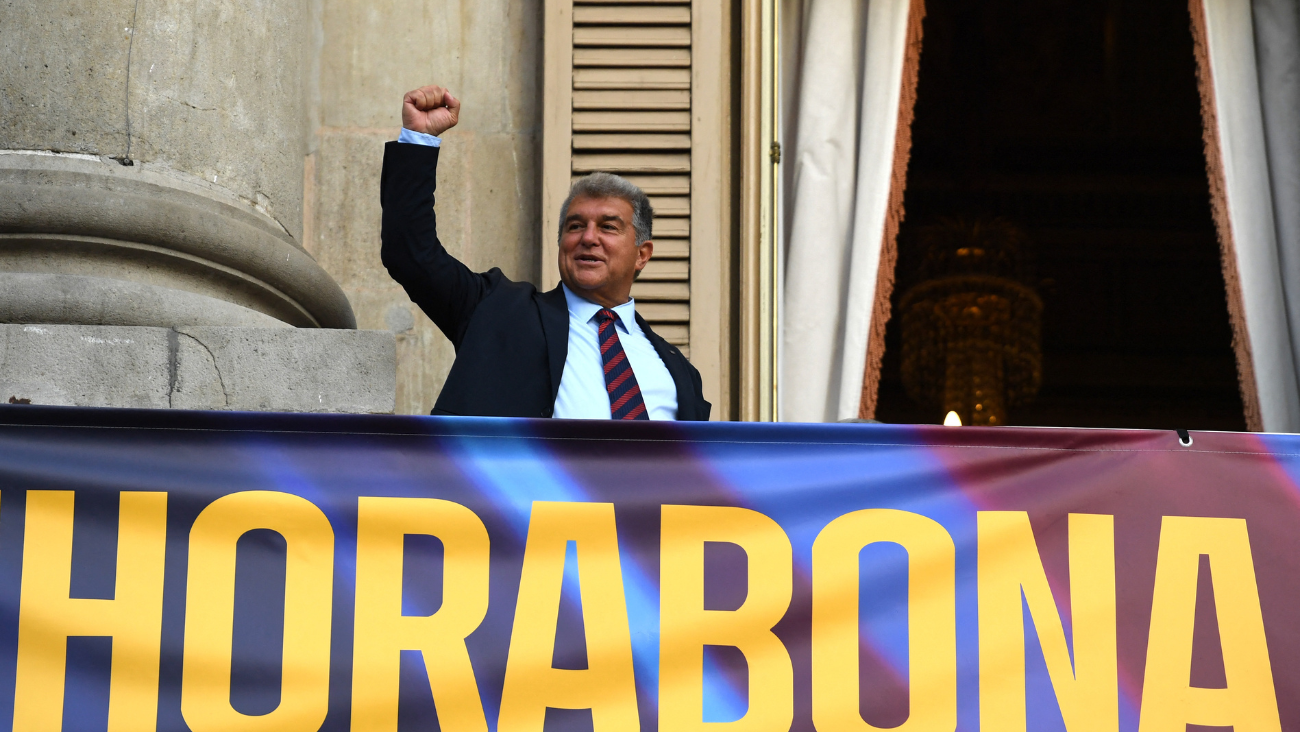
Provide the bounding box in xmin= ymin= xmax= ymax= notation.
xmin=1194 ymin=0 xmax=1300 ymax=432
xmin=779 ymin=0 xmax=922 ymax=423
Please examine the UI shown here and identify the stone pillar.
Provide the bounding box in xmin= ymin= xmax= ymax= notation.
xmin=0 ymin=0 xmax=352 ymax=329
xmin=0 ymin=0 xmax=397 ymax=413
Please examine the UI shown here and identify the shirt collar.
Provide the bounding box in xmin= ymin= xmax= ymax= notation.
xmin=562 ymin=283 xmax=637 ymax=332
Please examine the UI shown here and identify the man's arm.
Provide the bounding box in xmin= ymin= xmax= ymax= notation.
xmin=380 ymin=85 xmax=486 ymax=348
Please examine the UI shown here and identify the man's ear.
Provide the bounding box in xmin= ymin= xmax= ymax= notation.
xmin=636 ymin=240 xmax=654 ymax=270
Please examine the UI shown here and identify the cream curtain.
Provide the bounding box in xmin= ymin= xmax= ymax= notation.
xmin=1195 ymin=0 xmax=1300 ymax=432
xmin=779 ymin=0 xmax=921 ymax=422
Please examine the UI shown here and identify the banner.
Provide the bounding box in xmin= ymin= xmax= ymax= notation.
xmin=0 ymin=405 xmax=1296 ymax=732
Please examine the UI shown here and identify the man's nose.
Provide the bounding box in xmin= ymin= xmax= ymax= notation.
xmin=579 ymin=223 xmax=601 ymax=244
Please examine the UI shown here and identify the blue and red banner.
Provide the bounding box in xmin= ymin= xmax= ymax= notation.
xmin=0 ymin=405 xmax=1296 ymax=732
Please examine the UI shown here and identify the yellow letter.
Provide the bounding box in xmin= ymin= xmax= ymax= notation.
xmin=978 ymin=512 xmax=1117 ymax=732
xmin=498 ymin=502 xmax=639 ymax=731
xmin=1137 ymin=516 xmax=1280 ymax=732
xmin=351 ymin=497 xmax=490 ymax=732
xmin=181 ymin=491 xmax=335 ymax=732
xmin=659 ymin=505 xmax=794 ymax=732
xmin=14 ymin=490 xmax=168 ymax=732
xmin=812 ymin=509 xmax=955 ymax=732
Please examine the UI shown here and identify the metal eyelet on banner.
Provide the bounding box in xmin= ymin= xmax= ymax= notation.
xmin=1176 ymin=428 xmax=1192 ymax=447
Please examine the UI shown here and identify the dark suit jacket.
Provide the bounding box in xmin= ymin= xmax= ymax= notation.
xmin=379 ymin=142 xmax=711 ymax=420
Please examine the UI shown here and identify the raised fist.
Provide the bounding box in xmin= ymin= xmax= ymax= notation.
xmin=402 ymin=85 xmax=461 ymax=137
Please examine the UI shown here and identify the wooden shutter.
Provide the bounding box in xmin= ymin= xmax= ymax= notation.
xmin=543 ymin=0 xmax=733 ymax=416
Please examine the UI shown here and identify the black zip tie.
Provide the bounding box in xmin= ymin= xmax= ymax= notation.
xmin=1176 ymin=428 xmax=1192 ymax=447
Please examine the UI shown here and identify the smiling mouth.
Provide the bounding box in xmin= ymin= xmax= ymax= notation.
xmin=575 ymin=255 xmax=604 ymax=264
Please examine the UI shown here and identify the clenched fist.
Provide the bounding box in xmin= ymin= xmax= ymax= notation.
xmin=402 ymin=85 xmax=460 ymax=137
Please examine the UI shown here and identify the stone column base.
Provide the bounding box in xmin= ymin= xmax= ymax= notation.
xmin=1 ymin=325 xmax=396 ymax=414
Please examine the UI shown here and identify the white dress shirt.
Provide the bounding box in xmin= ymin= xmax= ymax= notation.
xmin=397 ymin=130 xmax=679 ymax=420
xmin=553 ymin=284 xmax=678 ymax=420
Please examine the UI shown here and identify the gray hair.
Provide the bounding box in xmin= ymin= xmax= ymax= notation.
xmin=558 ymin=172 xmax=654 ymax=246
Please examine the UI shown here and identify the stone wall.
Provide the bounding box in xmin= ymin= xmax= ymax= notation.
xmin=1 ymin=324 xmax=395 ymax=413
xmin=308 ymin=0 xmax=544 ymax=414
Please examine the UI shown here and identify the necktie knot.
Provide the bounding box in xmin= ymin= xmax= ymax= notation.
xmin=596 ymin=308 xmax=618 ymax=326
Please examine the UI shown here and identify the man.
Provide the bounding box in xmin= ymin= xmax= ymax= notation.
xmin=381 ymin=84 xmax=711 ymax=420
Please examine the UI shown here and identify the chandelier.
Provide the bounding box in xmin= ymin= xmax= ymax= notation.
xmin=898 ymin=219 xmax=1042 ymax=426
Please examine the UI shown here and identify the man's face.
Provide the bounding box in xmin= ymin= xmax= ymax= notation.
xmin=558 ymin=195 xmax=653 ymax=308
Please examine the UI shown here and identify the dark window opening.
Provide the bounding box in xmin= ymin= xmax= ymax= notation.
xmin=875 ymin=0 xmax=1246 ymax=430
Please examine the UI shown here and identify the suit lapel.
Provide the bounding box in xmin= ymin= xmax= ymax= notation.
xmin=539 ymin=289 xmax=699 ymax=420
xmin=537 ymin=285 xmax=570 ymax=406
xmin=636 ymin=313 xmax=697 ymax=420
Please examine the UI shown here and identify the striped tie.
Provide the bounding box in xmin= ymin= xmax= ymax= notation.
xmin=596 ymin=308 xmax=649 ymax=420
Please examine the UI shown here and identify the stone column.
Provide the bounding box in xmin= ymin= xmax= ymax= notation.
xmin=0 ymin=0 xmax=396 ymax=412
xmin=0 ymin=0 xmax=352 ymax=329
